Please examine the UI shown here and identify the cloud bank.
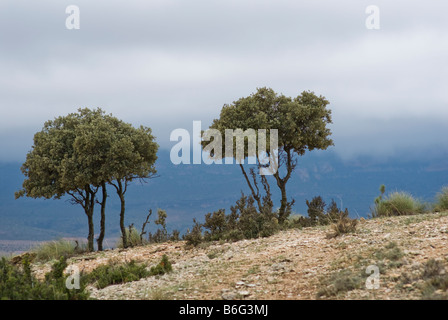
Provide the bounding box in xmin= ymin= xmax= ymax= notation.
xmin=0 ymin=0 xmax=447 ymax=162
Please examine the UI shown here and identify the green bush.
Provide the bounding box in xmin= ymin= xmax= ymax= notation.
xmin=305 ymin=196 xmax=327 ymax=225
xmin=435 ymin=186 xmax=448 ymax=211
xmin=82 ymin=255 xmax=173 ymax=289
xmin=32 ymin=239 xmax=87 ymax=263
xmin=374 ymin=241 xmax=404 ymax=263
xmin=401 ymin=258 xmax=448 ymax=299
xmin=117 ymin=225 xmax=146 ymax=248
xmin=301 ymin=196 xmax=354 ymax=229
xmin=83 ymin=259 xmax=150 ymax=289
xmin=149 ymin=255 xmax=173 ymax=276
xmin=0 ymin=256 xmax=89 ymax=300
xmin=184 ymin=194 xmax=280 ymax=246
xmin=371 ymin=188 xmax=426 ymax=217
xmin=183 ymin=218 xmax=204 ymax=247
xmin=317 ymin=269 xmax=363 ymax=298
xmin=184 ymin=194 xmax=279 ymax=247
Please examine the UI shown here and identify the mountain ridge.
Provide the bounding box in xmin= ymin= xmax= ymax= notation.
xmin=1 ymin=149 xmax=447 ymax=245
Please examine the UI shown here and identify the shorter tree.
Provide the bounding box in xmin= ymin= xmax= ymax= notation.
xmin=15 ymin=110 xmax=106 ymax=251
xmin=16 ymin=108 xmax=159 ymax=251
xmin=205 ymin=87 xmax=333 ymax=223
xmin=105 ymin=119 xmax=158 ymax=248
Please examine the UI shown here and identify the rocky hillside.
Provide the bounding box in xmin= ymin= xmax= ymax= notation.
xmin=31 ymin=212 xmax=448 ymax=300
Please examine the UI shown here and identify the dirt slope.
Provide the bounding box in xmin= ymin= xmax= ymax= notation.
xmin=32 ymin=212 xmax=448 ymax=300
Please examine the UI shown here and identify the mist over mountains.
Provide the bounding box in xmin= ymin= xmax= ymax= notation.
xmin=1 ymin=148 xmax=447 ymax=242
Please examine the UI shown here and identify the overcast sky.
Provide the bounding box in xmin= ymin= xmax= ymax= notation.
xmin=0 ymin=0 xmax=447 ymax=162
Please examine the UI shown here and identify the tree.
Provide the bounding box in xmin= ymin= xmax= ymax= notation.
xmin=15 ymin=108 xmax=159 ymax=251
xmin=15 ymin=109 xmax=106 ymax=251
xmin=204 ymin=87 xmax=333 ymax=223
xmin=104 ymin=119 xmax=158 ymax=248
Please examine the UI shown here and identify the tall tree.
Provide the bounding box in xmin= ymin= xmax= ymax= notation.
xmin=15 ymin=110 xmax=104 ymax=251
xmin=204 ymin=87 xmax=333 ymax=223
xmin=104 ymin=118 xmax=159 ymax=248
xmin=15 ymin=108 xmax=159 ymax=251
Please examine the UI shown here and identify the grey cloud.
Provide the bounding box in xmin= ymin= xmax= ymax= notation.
xmin=0 ymin=0 xmax=447 ymax=161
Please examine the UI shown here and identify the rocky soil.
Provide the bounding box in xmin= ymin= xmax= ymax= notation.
xmin=31 ymin=212 xmax=448 ymax=300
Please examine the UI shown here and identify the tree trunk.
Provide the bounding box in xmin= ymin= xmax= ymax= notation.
xmin=273 ymin=148 xmax=295 ymax=224
xmin=278 ymin=182 xmax=288 ymax=224
xmin=84 ymin=186 xmax=96 ymax=252
xmin=119 ymin=193 xmax=127 ymax=248
xmin=239 ymin=164 xmax=263 ymax=212
xmin=116 ymin=180 xmax=128 ymax=248
xmin=86 ymin=208 xmax=95 ymax=252
xmin=97 ymin=182 xmax=107 ymax=251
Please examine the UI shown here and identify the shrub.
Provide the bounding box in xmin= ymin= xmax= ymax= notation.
xmin=302 ymin=196 xmax=356 ymax=231
xmin=137 ymin=209 xmax=181 ymax=245
xmin=184 ymin=194 xmax=280 ymax=247
xmin=117 ymin=225 xmax=146 ymax=248
xmin=233 ymin=194 xmax=279 ymax=239
xmin=83 ymin=259 xmax=150 ymax=289
xmin=317 ymin=269 xmax=363 ymax=298
xmin=435 ymin=186 xmax=448 ymax=211
xmin=412 ymin=259 xmax=448 ymax=299
xmin=306 ymin=196 xmax=327 ymax=224
xmin=32 ymin=239 xmax=87 ymax=263
xmin=149 ymin=255 xmax=173 ymax=276
xmin=183 ymin=219 xmax=204 ymax=247
xmin=326 ymin=209 xmax=358 ymax=239
xmin=374 ymin=241 xmax=404 ymax=264
xmin=0 ymin=256 xmax=89 ymax=300
xmin=371 ymin=188 xmax=426 ymax=217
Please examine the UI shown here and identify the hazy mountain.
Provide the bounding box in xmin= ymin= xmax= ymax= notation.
xmin=1 ymin=149 xmax=447 ymax=242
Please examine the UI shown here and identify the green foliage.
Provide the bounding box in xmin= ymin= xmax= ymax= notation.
xmin=205 ymin=87 xmax=333 ymax=223
xmin=0 ymin=256 xmax=89 ymax=300
xmin=317 ymin=269 xmax=363 ymax=298
xmin=305 ymin=196 xmax=327 ymax=225
xmin=371 ymin=187 xmax=426 ymax=217
xmin=183 ymin=219 xmax=204 ymax=247
xmin=82 ymin=255 xmax=173 ymax=290
xmin=32 ymin=239 xmax=87 ymax=263
xmin=149 ymin=255 xmax=173 ymax=276
xmin=301 ymin=196 xmax=354 ymax=229
xmin=117 ymin=225 xmax=146 ymax=248
xmin=375 ymin=184 xmax=386 ymax=204
xmin=374 ymin=241 xmax=404 ymax=263
xmin=16 ymin=108 xmax=159 ymax=252
xmin=400 ymin=258 xmax=448 ymax=299
xmin=148 ymin=209 xmax=177 ymax=244
xmin=435 ymin=186 xmax=448 ymax=211
xmin=185 ymin=194 xmax=279 ymax=247
xmin=82 ymin=259 xmax=150 ymax=289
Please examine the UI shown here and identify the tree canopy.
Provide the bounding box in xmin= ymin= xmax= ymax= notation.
xmin=204 ymin=87 xmax=333 ymax=223
xmin=16 ymin=108 xmax=159 ymax=251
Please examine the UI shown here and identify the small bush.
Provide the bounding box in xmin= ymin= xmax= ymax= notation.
xmin=0 ymin=256 xmax=89 ymax=300
xmin=183 ymin=219 xmax=204 ymax=247
xmin=435 ymin=186 xmax=448 ymax=211
xmin=306 ymin=196 xmax=327 ymax=225
xmin=185 ymin=194 xmax=279 ymax=247
xmin=374 ymin=241 xmax=404 ymax=263
xmin=117 ymin=225 xmax=146 ymax=248
xmin=326 ymin=209 xmax=358 ymax=239
xmin=418 ymin=259 xmax=448 ymax=299
xmin=83 ymin=259 xmax=150 ymax=289
xmin=32 ymin=239 xmax=87 ymax=263
xmin=317 ymin=269 xmax=363 ymax=298
xmin=371 ymin=188 xmax=426 ymax=217
xmin=302 ymin=197 xmax=351 ymax=228
xmin=149 ymin=255 xmax=173 ymax=276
